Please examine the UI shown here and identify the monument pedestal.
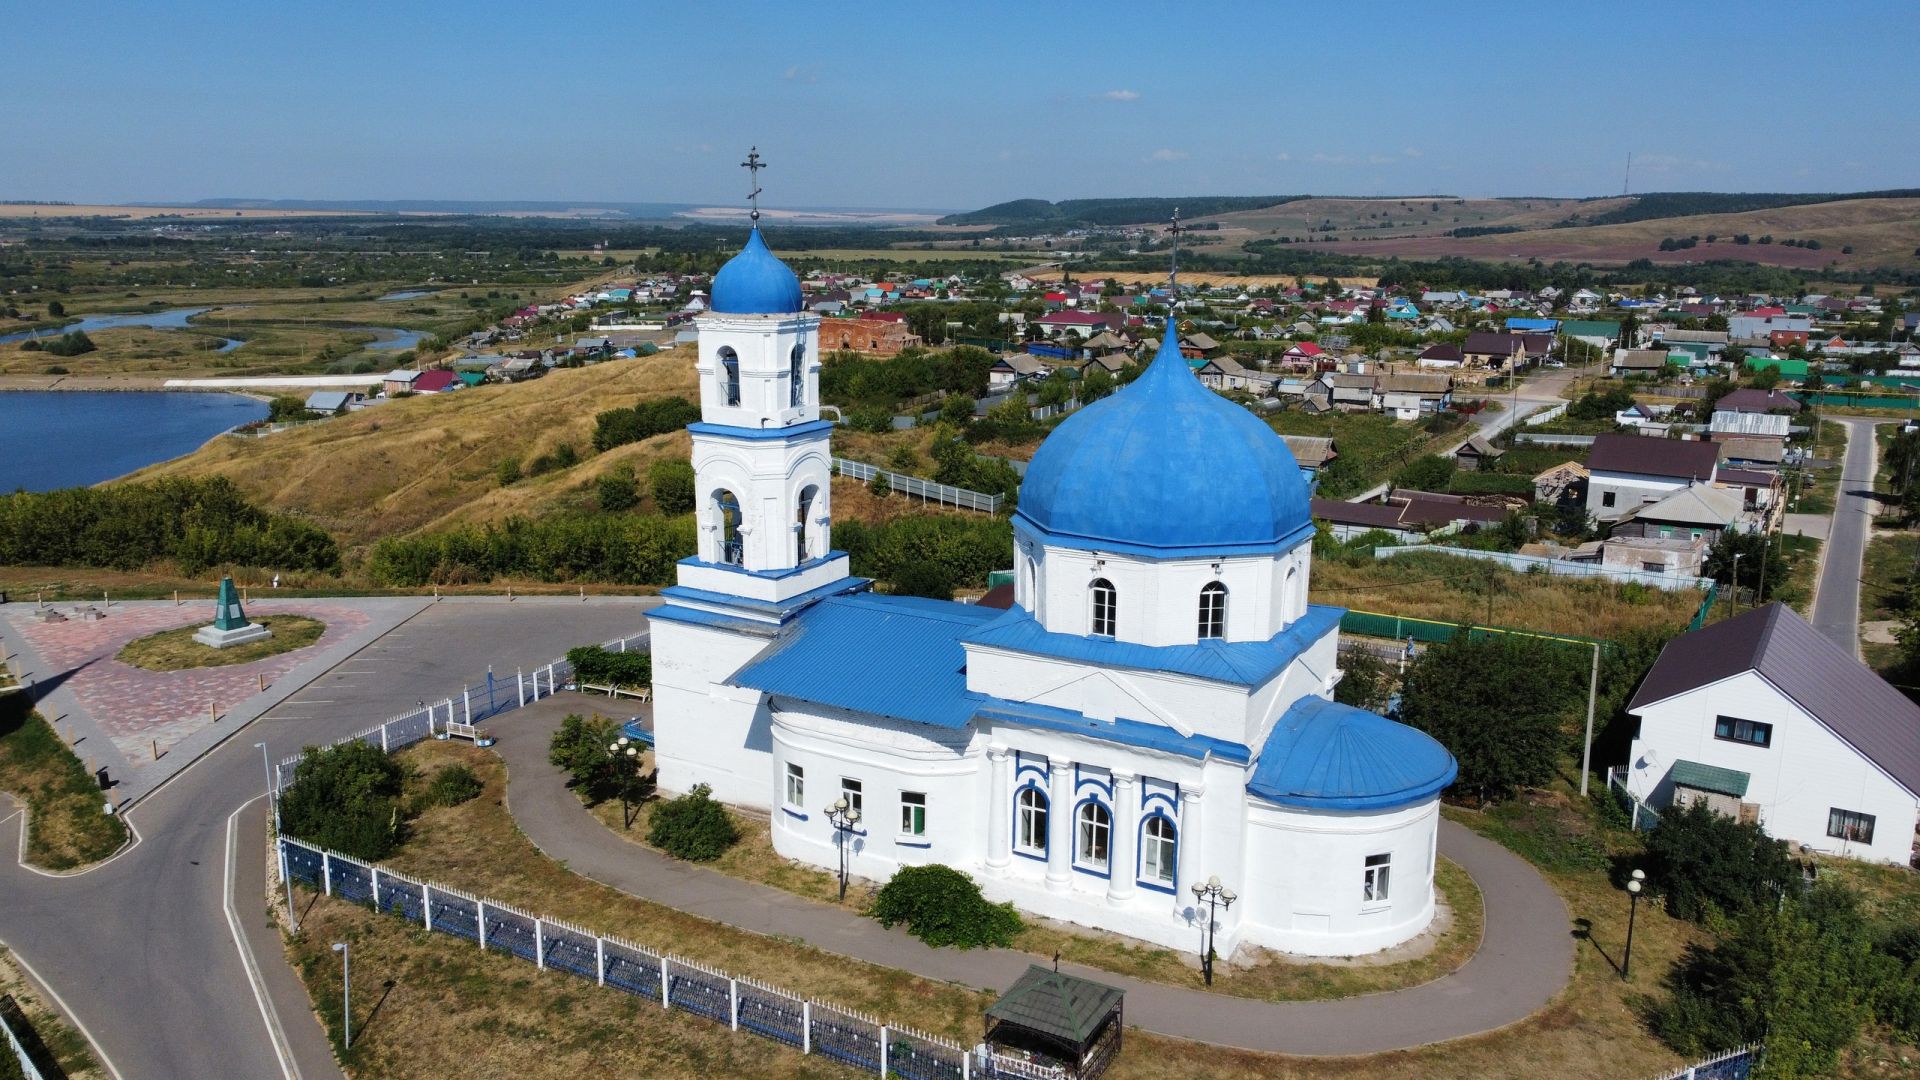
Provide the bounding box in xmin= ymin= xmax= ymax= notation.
xmin=194 ymin=622 xmax=272 ymax=649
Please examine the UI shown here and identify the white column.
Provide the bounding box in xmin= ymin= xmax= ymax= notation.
xmin=1177 ymin=785 xmax=1205 ymax=900
xmin=985 ymin=746 xmax=1012 ymax=871
xmin=1106 ymin=770 xmax=1137 ymax=904
xmin=1045 ymin=759 xmax=1074 ymax=892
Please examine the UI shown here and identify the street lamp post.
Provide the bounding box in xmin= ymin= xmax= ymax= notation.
xmin=332 ymin=942 xmax=351 ymax=1048
xmin=824 ymin=796 xmax=861 ymax=903
xmin=1622 ymin=869 xmax=1645 ymax=981
xmin=1190 ymin=875 xmax=1237 ymax=986
xmin=606 ymin=737 xmax=641 ymax=828
xmin=1730 ymin=552 xmax=1744 ymax=614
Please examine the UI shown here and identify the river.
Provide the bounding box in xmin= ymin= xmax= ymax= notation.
xmin=0 ymin=307 xmax=242 ymax=351
xmin=0 ymin=391 xmax=268 ymax=492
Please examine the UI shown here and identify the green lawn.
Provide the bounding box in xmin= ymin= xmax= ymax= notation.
xmin=0 ymin=694 xmax=129 ymax=870
xmin=1861 ymin=531 xmax=1917 ymax=624
xmin=1269 ymin=410 xmax=1444 ymax=496
xmin=115 ymin=614 xmax=325 ymax=671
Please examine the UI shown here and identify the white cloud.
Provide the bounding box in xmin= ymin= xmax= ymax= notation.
xmin=1402 ymin=147 xmax=1423 ymax=158
xmin=1274 ymin=152 xmax=1292 ymax=162
xmin=782 ymin=65 xmax=819 ymax=83
xmin=1101 ymin=89 xmax=1141 ymax=102
xmin=1149 ymin=148 xmax=1187 ymax=162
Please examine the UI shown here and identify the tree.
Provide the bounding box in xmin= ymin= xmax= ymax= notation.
xmin=277 ymin=742 xmax=407 ymax=860
xmin=868 ymin=470 xmax=892 ymax=498
xmin=1398 ymin=633 xmax=1578 ymax=804
xmin=890 ymin=562 xmax=954 ymax=600
xmin=647 ymin=460 xmax=696 ymax=515
xmin=1080 ymin=365 xmax=1117 ymax=401
xmin=1749 ymin=364 xmax=1781 ymax=390
xmin=1392 ymin=454 xmax=1455 ymax=493
xmin=1334 ymin=649 xmax=1393 ymax=712
xmin=1705 ymin=531 xmax=1787 ymax=601
xmin=1642 ymin=799 xmax=1802 ymax=922
xmin=46 ymin=300 xmax=64 ymax=317
xmin=871 ymin=864 xmax=1022 ymax=949
xmin=596 ymin=464 xmax=639 ymax=512
xmin=547 ymin=712 xmax=625 ymax=801
xmin=646 ymin=784 xmax=739 ymax=860
xmin=938 ymin=394 xmax=975 ymax=424
xmin=266 ymin=395 xmax=307 ymax=423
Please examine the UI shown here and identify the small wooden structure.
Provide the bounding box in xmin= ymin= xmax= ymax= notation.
xmin=983 ymin=965 xmax=1124 ymax=1079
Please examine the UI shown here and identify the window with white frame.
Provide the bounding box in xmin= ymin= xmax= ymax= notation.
xmin=1141 ymin=816 xmax=1176 ymax=885
xmin=1363 ymin=852 xmax=1391 ymax=903
xmin=784 ymin=762 xmax=804 ymax=808
xmin=1197 ymin=582 xmax=1227 ymax=639
xmin=1827 ymin=808 xmax=1875 ymax=845
xmin=841 ymin=777 xmax=862 ymax=817
xmin=899 ymin=792 xmax=926 ymax=837
xmin=1089 ymin=578 xmax=1117 ymax=637
xmin=1016 ymin=787 xmax=1048 ymax=854
xmin=1076 ymin=801 xmax=1111 ymax=871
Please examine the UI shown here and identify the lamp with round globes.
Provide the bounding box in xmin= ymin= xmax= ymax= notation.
xmin=1191 ymin=875 xmax=1236 ymax=986
xmin=825 ymin=795 xmax=860 ymax=903
xmin=1623 ymin=868 xmax=1646 ymax=981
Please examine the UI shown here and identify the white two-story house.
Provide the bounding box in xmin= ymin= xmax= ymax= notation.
xmin=1584 ymin=433 xmax=1721 ymax=524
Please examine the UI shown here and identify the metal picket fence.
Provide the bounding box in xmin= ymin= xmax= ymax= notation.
xmin=832 ymin=458 xmax=1003 ymax=514
xmin=277 ymin=836 xmax=977 ymax=1076
xmin=0 ymin=995 xmax=51 ymax=1080
xmin=1644 ymin=1043 xmax=1761 ymax=1080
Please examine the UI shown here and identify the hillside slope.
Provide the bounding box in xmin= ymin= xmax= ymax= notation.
xmin=132 ymin=349 xmax=701 ymax=551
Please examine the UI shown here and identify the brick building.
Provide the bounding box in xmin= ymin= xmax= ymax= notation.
xmin=818 ymin=316 xmax=924 ymax=355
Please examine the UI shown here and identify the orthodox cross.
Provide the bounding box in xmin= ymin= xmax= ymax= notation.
xmin=1167 ymin=207 xmax=1184 ymax=291
xmin=741 ymin=147 xmax=766 ymax=222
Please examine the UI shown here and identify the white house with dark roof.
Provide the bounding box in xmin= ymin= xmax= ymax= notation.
xmin=1585 ymin=433 xmax=1720 ymax=522
xmin=1625 ymin=604 xmax=1920 ymax=866
xmin=651 ymin=222 xmax=1458 ymax=958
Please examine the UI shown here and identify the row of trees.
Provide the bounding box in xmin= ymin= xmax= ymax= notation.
xmin=590 ymin=396 xmax=701 ymax=453
xmin=819 ymin=345 xmax=998 ymax=408
xmin=0 ymin=476 xmax=338 ymax=575
xmin=365 ymin=513 xmax=694 ymax=587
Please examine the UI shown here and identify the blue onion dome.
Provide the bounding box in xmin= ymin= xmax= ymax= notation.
xmin=710 ymin=227 xmax=803 ymax=315
xmin=1248 ymin=697 xmax=1458 ymax=810
xmin=1016 ymin=318 xmax=1311 ymax=554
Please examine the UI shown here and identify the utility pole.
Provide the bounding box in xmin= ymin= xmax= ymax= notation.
xmin=1579 ymin=642 xmax=1601 ymax=797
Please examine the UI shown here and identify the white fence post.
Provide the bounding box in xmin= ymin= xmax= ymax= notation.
xmin=517 ymin=669 xmax=525 ymax=706
xmin=463 ymin=690 xmax=471 ymax=725
xmin=371 ymin=867 xmax=381 ymax=910
xmin=802 ymin=1001 xmax=811 ymax=1055
xmin=535 ymin=920 xmax=545 ymax=970
xmin=477 ymin=900 xmax=488 ymax=949
xmin=962 ymin=1045 xmax=970 ymax=1079
xmin=729 ymin=978 xmax=739 ymax=1031
xmin=422 ymin=886 xmax=434 ymax=932
xmin=322 ymin=851 xmax=332 ymax=896
xmin=661 ymin=957 xmax=671 ymax=1010
xmin=881 ymin=1025 xmax=889 ymax=1076
xmin=546 ymin=664 xmax=556 ymax=693
xmin=595 ymin=937 xmax=605 ymax=987
xmin=380 ymin=724 xmax=390 ymax=752
xmin=618 ymin=638 xmax=626 ymax=653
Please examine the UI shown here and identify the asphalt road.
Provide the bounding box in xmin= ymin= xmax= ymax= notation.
xmin=0 ymin=598 xmax=653 ymax=1080
xmin=1810 ymin=418 xmax=1886 ymax=655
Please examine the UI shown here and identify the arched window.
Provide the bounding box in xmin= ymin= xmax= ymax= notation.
xmin=1089 ymin=578 xmax=1117 ymax=637
xmin=1016 ymin=787 xmax=1048 ymax=854
xmin=719 ymin=348 xmax=741 ymax=406
xmin=1198 ymin=582 xmax=1227 ymax=639
xmin=789 ymin=343 xmax=806 ymax=408
xmin=1141 ymin=816 xmax=1176 ymax=885
xmin=795 ymin=485 xmax=818 ymax=563
xmin=1076 ymin=802 xmax=1110 ymax=871
xmin=1283 ymin=565 xmax=1298 ymax=616
xmin=715 ymin=490 xmax=743 ymax=565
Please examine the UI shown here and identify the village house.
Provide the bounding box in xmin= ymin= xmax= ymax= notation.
xmin=1460 ymin=332 xmax=1526 ymax=371
xmin=1416 ymin=343 xmax=1464 ymax=369
xmin=1714 ymin=388 xmax=1803 ymax=415
xmin=1453 ymin=435 xmax=1505 ymax=472
xmin=1609 ymin=348 xmax=1671 ymax=378
xmin=1280 ymin=435 xmax=1337 ymax=483
xmin=990 ymin=353 xmax=1051 ymax=391
xmin=380 ymin=369 xmax=420 ymax=396
xmin=302 ymin=390 xmax=362 ymax=417
xmin=1584 ymin=433 xmax=1721 ymax=522
xmin=1375 ymin=373 xmax=1452 ymax=420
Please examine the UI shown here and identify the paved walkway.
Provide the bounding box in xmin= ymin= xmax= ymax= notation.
xmin=1810 ymin=418 xmax=1887 ymax=656
xmin=493 ymin=694 xmax=1574 ymax=1055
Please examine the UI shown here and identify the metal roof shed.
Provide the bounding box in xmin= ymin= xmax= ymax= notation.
xmin=984 ymin=965 xmax=1125 ymax=1079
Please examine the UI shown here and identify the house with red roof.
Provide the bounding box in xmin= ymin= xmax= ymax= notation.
xmin=412 ymin=369 xmax=459 ymax=394
xmin=1279 ymin=341 xmax=1323 ymax=371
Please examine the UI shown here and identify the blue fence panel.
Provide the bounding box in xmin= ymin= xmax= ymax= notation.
xmin=377 ymin=877 xmax=425 ymax=924
xmin=282 ymin=840 xmax=323 ymax=887
xmin=666 ymin=965 xmax=732 ymax=1024
xmin=811 ymin=1005 xmax=882 ymax=1072
xmin=385 ymin=711 xmax=433 ymax=750
xmin=735 ymin=984 xmax=804 ymax=1048
xmin=427 ymin=889 xmax=479 ymax=942
xmin=542 ymin=925 xmax=599 ymax=981
xmin=890 ymin=1037 xmax=965 ymax=1080
xmin=483 ymin=906 xmax=539 ymax=962
xmin=602 ymin=941 xmax=662 ymax=1001
xmin=331 ymin=859 xmax=374 ymax=906
xmin=1694 ymin=1050 xmax=1756 ymax=1080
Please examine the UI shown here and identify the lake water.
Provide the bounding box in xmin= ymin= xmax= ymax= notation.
xmin=0 ymin=391 xmax=268 ymax=492
xmin=378 ymin=289 xmax=434 ymax=301
xmin=0 ymin=307 xmax=243 ymax=351
xmin=351 ymin=326 xmax=428 ymax=350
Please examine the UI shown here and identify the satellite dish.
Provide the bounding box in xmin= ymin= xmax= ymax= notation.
xmin=1639 ymin=749 xmax=1659 ymax=769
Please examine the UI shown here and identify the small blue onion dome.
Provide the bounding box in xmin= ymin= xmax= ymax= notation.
xmin=710 ymin=227 xmax=803 ymax=315
xmin=1015 ymin=317 xmax=1311 ymax=554
xmin=1247 ymin=697 xmax=1458 ymax=811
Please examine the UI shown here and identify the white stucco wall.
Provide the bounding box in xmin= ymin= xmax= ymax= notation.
xmin=1586 ymin=469 xmax=1696 ymax=520
xmin=1628 ymin=671 xmax=1920 ymax=865
xmin=651 ymin=618 xmax=780 ymax=810
xmin=693 ymin=311 xmax=819 ymax=428
xmin=1239 ymin=799 xmax=1440 ymax=956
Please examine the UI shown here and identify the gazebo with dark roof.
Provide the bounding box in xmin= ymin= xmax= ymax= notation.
xmin=983 ymin=965 xmax=1124 ymax=1078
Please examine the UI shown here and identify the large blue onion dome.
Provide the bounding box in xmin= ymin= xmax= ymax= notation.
xmin=1248 ymin=696 xmax=1457 ymax=811
xmin=710 ymin=227 xmax=803 ymax=315
xmin=1015 ymin=318 xmax=1312 ymax=555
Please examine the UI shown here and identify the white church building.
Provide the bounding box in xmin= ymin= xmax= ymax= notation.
xmin=650 ymin=224 xmax=1458 ymax=958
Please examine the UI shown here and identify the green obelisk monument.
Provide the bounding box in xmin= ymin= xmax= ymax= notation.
xmin=193 ymin=576 xmax=272 ymax=648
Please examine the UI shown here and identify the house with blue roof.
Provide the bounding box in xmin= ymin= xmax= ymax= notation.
xmin=650 ymin=206 xmax=1456 ymax=960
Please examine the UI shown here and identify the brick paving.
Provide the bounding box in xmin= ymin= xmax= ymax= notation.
xmin=11 ymin=600 xmax=370 ymax=763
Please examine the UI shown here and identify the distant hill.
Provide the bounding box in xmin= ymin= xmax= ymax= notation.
xmin=1577 ymin=189 xmax=1920 ymax=228
xmin=161 ymin=198 xmax=699 ymax=219
xmin=938 ymin=196 xmax=1307 ymax=228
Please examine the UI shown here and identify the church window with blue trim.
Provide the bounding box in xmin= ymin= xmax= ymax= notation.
xmin=715 ymin=490 xmax=744 ymax=565
xmin=1089 ymin=578 xmax=1117 ymax=637
xmin=720 ymin=347 xmax=741 ymax=406
xmin=1198 ymin=582 xmax=1227 ymax=639
xmin=1076 ymin=801 xmax=1110 ymax=871
xmin=789 ymin=343 xmax=805 ymax=408
xmin=1141 ymin=816 xmax=1176 ymax=885
xmin=1016 ymin=787 xmax=1048 ymax=854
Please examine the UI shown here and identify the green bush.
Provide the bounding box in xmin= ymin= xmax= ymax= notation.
xmin=647 ymin=460 xmax=696 ymax=515
xmin=494 ymin=457 xmax=522 ymax=486
xmin=364 ymin=512 xmax=694 ymax=587
xmin=870 ymin=864 xmax=1022 ymax=949
xmin=1643 ymin=799 xmax=1801 ymax=922
xmin=647 ymin=784 xmax=739 ymax=861
xmin=889 ymin=562 xmax=954 ymax=600
xmin=596 ymin=465 xmax=639 ymax=512
xmin=417 ymin=763 xmax=483 ymax=810
xmin=566 ymin=645 xmax=651 ymax=688
xmin=591 ymin=397 xmax=700 ymax=452
xmin=266 ymin=395 xmax=308 ymax=422
xmin=548 ymin=712 xmax=623 ymax=798
xmin=1392 ymin=453 xmax=1455 ymax=492
xmin=868 ymin=470 xmax=892 ymax=497
xmin=278 ymin=741 xmax=406 ymax=860
xmin=0 ymin=476 xmax=339 ymax=575
xmin=40 ymin=331 xmax=96 ymax=357
xmin=1398 ymin=632 xmax=1580 ymax=804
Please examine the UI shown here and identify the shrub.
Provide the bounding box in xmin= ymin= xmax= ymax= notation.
xmin=1642 ymin=799 xmax=1801 ymax=922
xmin=647 ymin=460 xmax=695 ymax=515
xmin=1392 ymin=453 xmax=1455 ymax=492
xmin=591 ymin=396 xmax=700 ymax=452
xmin=494 ymin=457 xmax=522 ymax=486
xmin=890 ymin=562 xmax=954 ymax=600
xmin=548 ymin=712 xmax=624 ymax=798
xmin=278 ymin=741 xmax=406 ymax=860
xmin=40 ymin=331 xmax=96 ymax=357
xmin=0 ymin=476 xmax=339 ymax=574
xmin=527 ymin=443 xmax=579 ymax=476
xmin=596 ymin=464 xmax=639 ymax=512
xmin=42 ymin=366 xmax=68 ymax=375
xmin=1398 ymin=632 xmax=1580 ymax=804
xmin=266 ymin=395 xmax=307 ymax=423
xmin=870 ymin=864 xmax=1022 ymax=949
xmin=647 ymin=784 xmax=739 ymax=861
xmin=417 ymin=763 xmax=483 ymax=810
xmin=868 ymin=470 xmax=892 ymax=497
xmin=566 ymin=645 xmax=651 ymax=688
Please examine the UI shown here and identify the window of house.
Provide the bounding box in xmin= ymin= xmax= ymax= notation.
xmin=1076 ymin=802 xmax=1110 ymax=871
xmin=1016 ymin=787 xmax=1048 ymax=854
xmin=1602 ymin=490 xmax=1617 ymax=508
xmin=720 ymin=348 xmax=741 ymax=407
xmin=1141 ymin=817 xmax=1176 ymax=885
xmin=900 ymin=792 xmax=926 ymax=837
xmin=840 ymin=777 xmax=862 ymax=817
xmin=1827 ymin=808 xmax=1875 ymax=845
xmin=1089 ymin=578 xmax=1117 ymax=637
xmin=784 ymin=763 xmax=804 ymax=808
xmin=1714 ymin=716 xmax=1773 ymax=748
xmin=1363 ymin=853 xmax=1392 ymax=903
xmin=1198 ymin=582 xmax=1227 ymax=640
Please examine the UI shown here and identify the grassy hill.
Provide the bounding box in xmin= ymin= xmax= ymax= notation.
xmin=937 ymin=196 xmax=1304 ymax=228
xmin=132 ymin=349 xmax=702 ymax=553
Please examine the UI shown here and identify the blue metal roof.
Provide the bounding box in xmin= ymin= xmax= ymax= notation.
xmin=1015 ymin=317 xmax=1311 ymax=556
xmin=658 ymin=572 xmax=867 ymax=622
xmin=978 ymin=700 xmax=1251 ymax=764
xmin=1247 ymin=696 xmax=1456 ymax=811
xmin=963 ymin=603 xmax=1343 ymax=687
xmin=710 ymin=227 xmax=803 ymax=315
xmin=730 ymin=593 xmax=1002 ymax=729
xmin=647 ymin=604 xmax=780 ymax=637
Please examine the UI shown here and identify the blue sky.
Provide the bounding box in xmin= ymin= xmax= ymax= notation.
xmin=8 ymin=1 xmax=1916 ymax=211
